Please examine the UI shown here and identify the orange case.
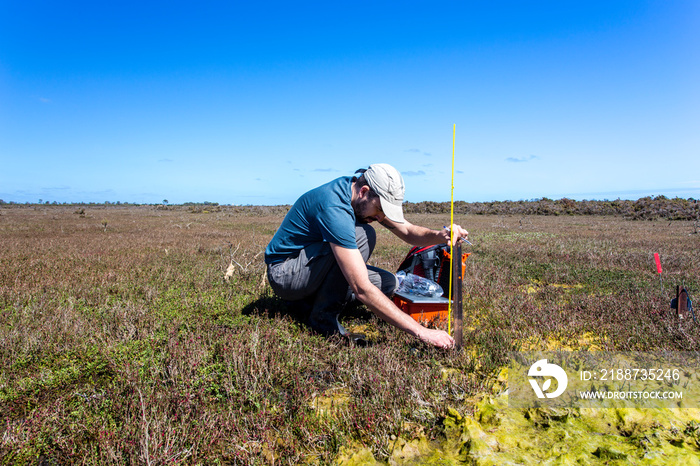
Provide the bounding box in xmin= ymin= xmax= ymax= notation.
xmin=393 ymin=252 xmax=470 ymax=326
xmin=392 ymin=292 xmax=450 ymax=326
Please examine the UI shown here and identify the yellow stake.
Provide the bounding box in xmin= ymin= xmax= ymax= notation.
xmin=448 ymin=124 xmax=455 ymax=335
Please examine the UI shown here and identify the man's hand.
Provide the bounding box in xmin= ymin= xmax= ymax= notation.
xmin=382 ymin=219 xmax=470 ymax=249
xmin=441 ymin=224 xmax=469 ymax=246
xmin=418 ymin=328 xmax=455 ymax=349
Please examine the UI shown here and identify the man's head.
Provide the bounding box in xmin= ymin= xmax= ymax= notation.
xmin=353 ymin=163 xmax=405 ymax=224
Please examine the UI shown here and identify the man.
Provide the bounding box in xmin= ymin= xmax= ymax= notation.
xmin=265 ymin=163 xmax=468 ymax=349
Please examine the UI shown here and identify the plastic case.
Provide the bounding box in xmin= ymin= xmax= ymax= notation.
xmin=392 ymin=291 xmax=451 ymax=326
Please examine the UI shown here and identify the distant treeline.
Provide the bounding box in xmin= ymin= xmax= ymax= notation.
xmin=2 ymin=196 xmax=698 ymax=220
xmin=404 ymin=196 xmax=700 ymax=221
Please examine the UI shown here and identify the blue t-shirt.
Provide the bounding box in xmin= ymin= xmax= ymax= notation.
xmin=265 ymin=176 xmax=358 ymax=264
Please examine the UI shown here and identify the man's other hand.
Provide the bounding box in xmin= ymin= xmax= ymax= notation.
xmin=442 ymin=224 xmax=469 ymax=246
xmin=419 ymin=328 xmax=455 ymax=349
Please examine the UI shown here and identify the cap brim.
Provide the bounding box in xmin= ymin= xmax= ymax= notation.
xmin=379 ymin=197 xmax=404 ymax=224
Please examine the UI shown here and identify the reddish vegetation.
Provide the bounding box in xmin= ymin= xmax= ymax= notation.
xmin=1 ymin=205 xmax=698 ymax=463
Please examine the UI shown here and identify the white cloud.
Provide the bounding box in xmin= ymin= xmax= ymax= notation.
xmin=506 ymin=155 xmax=539 ymax=163
xmin=403 ymin=170 xmax=426 ymax=177
xmin=405 ymin=148 xmax=432 ymax=156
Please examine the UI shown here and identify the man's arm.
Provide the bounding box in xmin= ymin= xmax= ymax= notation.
xmin=330 ymin=243 xmax=454 ymax=349
xmin=380 ymin=218 xmax=468 ymax=247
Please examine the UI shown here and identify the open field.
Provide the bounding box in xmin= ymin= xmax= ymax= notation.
xmin=1 ymin=205 xmax=699 ymax=464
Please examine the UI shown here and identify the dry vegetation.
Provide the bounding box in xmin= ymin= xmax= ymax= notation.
xmin=1 ymin=204 xmax=699 ymax=464
xmin=405 ymin=195 xmax=700 ymax=221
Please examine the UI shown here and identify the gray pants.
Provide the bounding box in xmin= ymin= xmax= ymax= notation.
xmin=266 ymin=224 xmax=397 ymax=335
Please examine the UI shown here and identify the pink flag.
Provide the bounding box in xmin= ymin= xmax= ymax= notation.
xmin=654 ymin=253 xmax=662 ymax=274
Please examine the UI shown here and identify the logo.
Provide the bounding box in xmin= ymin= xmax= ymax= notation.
xmin=528 ymin=359 xmax=568 ymax=399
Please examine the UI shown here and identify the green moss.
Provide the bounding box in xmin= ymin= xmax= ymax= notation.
xmin=336 ymin=394 xmax=700 ymax=464
xmin=335 ymin=443 xmax=383 ymax=465
xmin=440 ymin=395 xmax=700 ymax=465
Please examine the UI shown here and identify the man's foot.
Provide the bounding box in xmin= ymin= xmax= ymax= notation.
xmin=346 ymin=332 xmax=367 ymax=347
xmin=308 ymin=312 xmax=347 ymax=337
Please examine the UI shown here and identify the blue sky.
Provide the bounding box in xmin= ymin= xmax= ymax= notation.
xmin=1 ymin=0 xmax=698 ymax=205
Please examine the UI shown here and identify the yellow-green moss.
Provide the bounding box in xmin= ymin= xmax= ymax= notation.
xmin=336 ymin=390 xmax=700 ymax=465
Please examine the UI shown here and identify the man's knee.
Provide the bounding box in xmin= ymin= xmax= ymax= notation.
xmin=368 ymin=266 xmax=397 ymax=297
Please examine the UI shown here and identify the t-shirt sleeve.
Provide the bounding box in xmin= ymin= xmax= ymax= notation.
xmin=315 ymin=205 xmax=357 ymax=249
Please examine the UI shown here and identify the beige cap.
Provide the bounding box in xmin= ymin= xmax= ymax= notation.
xmin=361 ymin=163 xmax=405 ymax=223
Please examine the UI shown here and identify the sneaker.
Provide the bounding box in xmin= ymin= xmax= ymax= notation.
xmin=308 ymin=311 xmax=347 ymax=337
xmin=346 ymin=332 xmax=368 ymax=347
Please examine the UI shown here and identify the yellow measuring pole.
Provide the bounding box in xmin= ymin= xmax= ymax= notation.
xmin=448 ymin=124 xmax=455 ymax=335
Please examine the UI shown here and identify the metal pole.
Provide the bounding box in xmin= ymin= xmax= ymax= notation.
xmin=448 ymin=124 xmax=456 ymax=336
xmin=453 ymin=242 xmax=463 ymax=350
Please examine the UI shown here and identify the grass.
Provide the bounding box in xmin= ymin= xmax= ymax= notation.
xmin=1 ymin=205 xmax=699 ymax=464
